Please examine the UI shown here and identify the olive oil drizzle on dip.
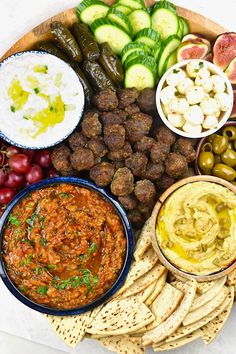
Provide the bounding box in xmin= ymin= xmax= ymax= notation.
xmin=3 ymin=184 xmax=126 ymax=309
xmin=156 ymin=182 xmax=236 ymax=275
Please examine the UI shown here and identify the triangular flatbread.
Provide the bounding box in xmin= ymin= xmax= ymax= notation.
xmin=152 ymin=330 xmax=202 ymax=351
xmin=134 ymin=217 xmax=154 ymax=261
xmin=227 ymin=268 xmax=236 ymax=286
xmin=98 ymin=335 xmax=145 ymax=354
xmin=145 ymin=269 xmax=168 ymax=306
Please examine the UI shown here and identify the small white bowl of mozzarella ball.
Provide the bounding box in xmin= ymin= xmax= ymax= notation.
xmin=156 ymin=59 xmax=234 ymax=138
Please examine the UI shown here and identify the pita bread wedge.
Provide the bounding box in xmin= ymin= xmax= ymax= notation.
xmin=150 ymin=283 xmax=183 ymax=326
xmin=142 ymin=279 xmax=197 ymax=346
xmin=227 ymin=268 xmax=236 ymax=286
xmin=197 ymin=281 xmax=217 ymax=295
xmin=152 ymin=330 xmax=202 ymax=351
xmin=134 ymin=217 xmax=154 ymax=261
xmin=190 ymin=276 xmax=226 ymax=312
xmin=165 ymin=289 xmax=233 ymax=343
xmin=145 ymin=269 xmax=168 ymax=306
xmin=201 ymin=286 xmax=234 ymax=344
xmin=170 ymin=280 xmax=188 ymax=292
xmin=183 ymin=286 xmax=229 ymax=326
xmin=121 ymin=264 xmax=166 ymax=298
xmin=87 ymin=296 xmax=155 ymax=335
xmin=136 ymin=281 xmax=157 ymax=303
xmin=98 ymin=335 xmax=145 ymax=354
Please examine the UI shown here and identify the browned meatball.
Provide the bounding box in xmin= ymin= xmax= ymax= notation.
xmin=150 ymin=142 xmax=170 ymax=164
xmin=111 ymin=167 xmax=134 ymax=197
xmin=107 ymin=141 xmax=133 ymax=161
xmin=181 ymin=167 xmax=195 ymax=179
xmin=87 ymin=137 xmax=108 ymax=157
xmin=51 ymin=145 xmax=72 ymax=173
xmin=125 ymin=113 xmax=152 ymax=143
xmin=128 ymin=209 xmax=144 ymax=228
xmin=104 ymin=124 xmax=126 ymax=151
xmin=165 ymin=153 xmax=188 ymax=178
xmin=81 ymin=111 xmax=102 ymax=138
xmin=117 ymin=88 xmax=139 ymax=108
xmin=173 ymin=138 xmax=197 ymax=163
xmin=124 ymin=104 xmax=140 ymax=115
xmin=157 ymin=173 xmax=175 ymax=190
xmin=155 ymin=126 xmax=176 ymax=146
xmin=92 ymin=89 xmax=118 ymax=111
xmin=118 ymin=194 xmax=138 ymax=210
xmin=137 ymin=88 xmax=155 ymax=112
xmin=134 ymin=179 xmax=156 ymax=204
xmin=68 ymin=131 xmax=87 ymax=151
xmin=100 ymin=109 xmax=128 ymax=125
xmin=89 ymin=162 xmax=114 ymax=187
xmin=134 ymin=136 xmax=155 ymax=153
xmin=70 ymin=148 xmax=95 ymax=171
xmin=137 ymin=201 xmax=155 ymax=220
xmin=113 ymin=161 xmax=125 ymax=171
xmin=125 ymin=152 xmax=148 ymax=177
xmin=143 ymin=162 xmax=164 ymax=181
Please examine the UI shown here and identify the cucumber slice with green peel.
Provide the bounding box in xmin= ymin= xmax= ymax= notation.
xmin=134 ymin=28 xmax=160 ymax=49
xmin=179 ymin=17 xmax=189 ymax=36
xmin=107 ymin=8 xmax=133 ymax=35
xmin=177 ymin=17 xmax=183 ymax=39
xmin=152 ymin=1 xmax=176 ymax=14
xmin=153 ymin=42 xmax=162 ymax=61
xmin=157 ymin=34 xmax=181 ymax=77
xmin=113 ymin=4 xmax=133 ymax=15
xmin=125 ymin=57 xmax=157 ymax=89
xmin=118 ymin=0 xmax=144 ymax=10
xmin=151 ymin=8 xmax=179 ymax=40
xmin=121 ymin=42 xmax=151 ymax=63
xmin=91 ymin=18 xmax=132 ymax=54
xmin=128 ymin=9 xmax=151 ymax=35
xmin=77 ymin=0 xmax=109 ymax=25
xmin=123 ymin=50 xmax=147 ymax=68
xmin=163 ymin=50 xmax=177 ymax=72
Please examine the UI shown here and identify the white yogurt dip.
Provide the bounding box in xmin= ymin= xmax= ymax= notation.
xmin=0 ymin=51 xmax=84 ymax=148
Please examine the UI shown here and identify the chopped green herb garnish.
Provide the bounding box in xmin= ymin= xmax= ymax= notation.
xmin=173 ymin=69 xmax=180 ymax=74
xmin=34 ymin=88 xmax=40 ymax=94
xmin=8 ymin=215 xmax=20 ymax=227
xmin=41 ymin=237 xmax=48 ymax=246
xmin=199 ymin=61 xmax=204 ymax=69
xmin=19 ymin=285 xmax=26 ymax=292
xmin=10 ymin=105 xmax=16 ymax=112
xmin=41 ymin=216 xmax=46 ymax=230
xmin=194 ymin=68 xmax=199 ymax=73
xmin=19 ymin=260 xmax=25 ymax=267
xmin=23 ymin=116 xmax=30 ymax=120
xmin=25 ymin=255 xmax=31 ymax=264
xmin=88 ymin=243 xmax=97 ymax=254
xmin=59 ymin=193 xmax=70 ymax=199
xmin=83 ymin=269 xmax=92 ymax=290
xmin=71 ymin=276 xmax=83 ymax=288
xmin=47 ymin=263 xmax=56 ymax=270
xmin=79 ymin=254 xmax=87 ymax=260
xmin=93 ymin=275 xmax=99 ymax=285
xmin=37 ymin=286 xmax=48 ymax=295
xmin=21 ymin=238 xmax=26 ymax=243
xmin=26 ymin=212 xmax=38 ymax=229
xmin=34 ymin=267 xmax=44 ymax=275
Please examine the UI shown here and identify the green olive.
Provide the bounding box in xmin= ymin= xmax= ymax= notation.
xmin=227 ymin=141 xmax=234 ymax=150
xmin=222 ymin=126 xmax=236 ymax=141
xmin=198 ymin=151 xmax=214 ymax=172
xmin=212 ymin=135 xmax=228 ymax=154
xmin=212 ymin=163 xmax=236 ymax=181
xmin=207 ymin=134 xmax=220 ymax=144
xmin=214 ymin=154 xmax=221 ymax=164
xmin=221 ymin=149 xmax=236 ymax=167
xmin=202 ymin=142 xmax=213 ymax=152
xmin=234 ymin=140 xmax=236 ymax=150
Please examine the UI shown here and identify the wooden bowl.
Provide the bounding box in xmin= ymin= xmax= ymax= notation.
xmin=151 ymin=175 xmax=236 ymax=282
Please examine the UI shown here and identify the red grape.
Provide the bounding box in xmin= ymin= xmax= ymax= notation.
xmin=0 ymin=170 xmax=6 ymax=186
xmin=0 ymin=188 xmax=15 ymax=204
xmin=34 ymin=150 xmax=52 ymax=168
xmin=21 ymin=149 xmax=35 ymax=161
xmin=9 ymin=154 xmax=30 ymax=174
xmin=6 ymin=146 xmax=21 ymax=158
xmin=45 ymin=167 xmax=60 ymax=178
xmin=4 ymin=171 xmax=24 ymax=189
xmin=25 ymin=164 xmax=43 ymax=184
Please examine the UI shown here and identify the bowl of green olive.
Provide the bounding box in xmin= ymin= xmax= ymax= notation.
xmin=196 ymin=121 xmax=236 ymax=184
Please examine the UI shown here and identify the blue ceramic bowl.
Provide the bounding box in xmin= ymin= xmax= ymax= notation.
xmin=0 ymin=177 xmax=134 ymax=316
xmin=0 ymin=50 xmax=85 ymax=149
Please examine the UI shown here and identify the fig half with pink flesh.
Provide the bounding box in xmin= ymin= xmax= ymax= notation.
xmin=230 ymin=90 xmax=236 ymax=118
xmin=225 ymin=56 xmax=236 ymax=84
xmin=177 ymin=41 xmax=209 ymax=62
xmin=182 ymin=33 xmax=211 ymax=53
xmin=213 ymin=32 xmax=236 ymax=71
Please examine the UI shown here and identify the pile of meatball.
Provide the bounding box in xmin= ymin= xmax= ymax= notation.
xmin=52 ymin=88 xmax=197 ymax=228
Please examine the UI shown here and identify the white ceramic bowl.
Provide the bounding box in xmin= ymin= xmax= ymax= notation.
xmin=156 ymin=59 xmax=234 ymax=139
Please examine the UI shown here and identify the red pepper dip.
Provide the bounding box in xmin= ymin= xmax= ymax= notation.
xmin=2 ymin=184 xmax=127 ymax=309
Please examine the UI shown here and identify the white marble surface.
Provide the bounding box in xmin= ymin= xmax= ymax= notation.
xmin=1 ymin=1 xmax=236 ymax=354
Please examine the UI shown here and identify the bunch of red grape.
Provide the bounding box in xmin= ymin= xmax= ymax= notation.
xmin=0 ymin=140 xmax=59 ymax=213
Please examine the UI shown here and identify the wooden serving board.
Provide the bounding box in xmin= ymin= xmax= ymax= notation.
xmin=1 ymin=1 xmax=227 ymax=61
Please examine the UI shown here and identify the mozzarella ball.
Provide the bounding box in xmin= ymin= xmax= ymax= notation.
xmin=202 ymin=115 xmax=219 ymax=130
xmin=211 ymin=75 xmax=226 ymax=93
xmin=195 ymin=76 xmax=213 ymax=93
xmin=162 ymin=103 xmax=172 ymax=116
xmin=214 ymin=92 xmax=232 ymax=111
xmin=186 ymin=86 xmax=206 ymax=105
xmin=169 ymin=98 xmax=189 ymax=114
xmin=166 ymin=68 xmax=186 ymax=86
xmin=184 ymin=105 xmax=204 ymax=125
xmin=167 ymin=113 xmax=185 ymax=128
xmin=198 ymin=68 xmax=210 ymax=79
xmin=186 ymin=61 xmax=205 ymax=78
xmin=200 ymin=97 xmax=220 ymax=115
xmin=183 ymin=122 xmax=202 ymax=134
xmin=177 ymin=77 xmax=194 ymax=94
xmin=160 ymin=86 xmax=176 ymax=105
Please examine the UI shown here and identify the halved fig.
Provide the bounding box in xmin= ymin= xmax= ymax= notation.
xmin=182 ymin=33 xmax=211 ymax=53
xmin=230 ymin=90 xmax=236 ymax=118
xmin=225 ymin=56 xmax=236 ymax=84
xmin=213 ymin=32 xmax=236 ymax=71
xmin=177 ymin=41 xmax=209 ymax=62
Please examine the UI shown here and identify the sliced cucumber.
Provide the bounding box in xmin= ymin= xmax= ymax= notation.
xmin=151 ymin=7 xmax=179 ymax=40
xmin=118 ymin=0 xmax=144 ymax=10
xmin=123 ymin=50 xmax=147 ymax=68
xmin=77 ymin=0 xmax=109 ymax=25
xmin=91 ymin=18 xmax=132 ymax=54
xmin=121 ymin=42 xmax=151 ymax=63
xmin=128 ymin=9 xmax=151 ymax=35
xmin=157 ymin=34 xmax=180 ymax=77
xmin=134 ymin=28 xmax=160 ymax=49
xmin=179 ymin=17 xmax=189 ymax=36
xmin=152 ymin=0 xmax=176 ymax=13
xmin=107 ymin=8 xmax=133 ymax=35
xmin=177 ymin=17 xmax=183 ymax=39
xmin=163 ymin=50 xmax=177 ymax=72
xmin=153 ymin=42 xmax=162 ymax=61
xmin=113 ymin=4 xmax=133 ymax=15
xmin=125 ymin=56 xmax=157 ymax=89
